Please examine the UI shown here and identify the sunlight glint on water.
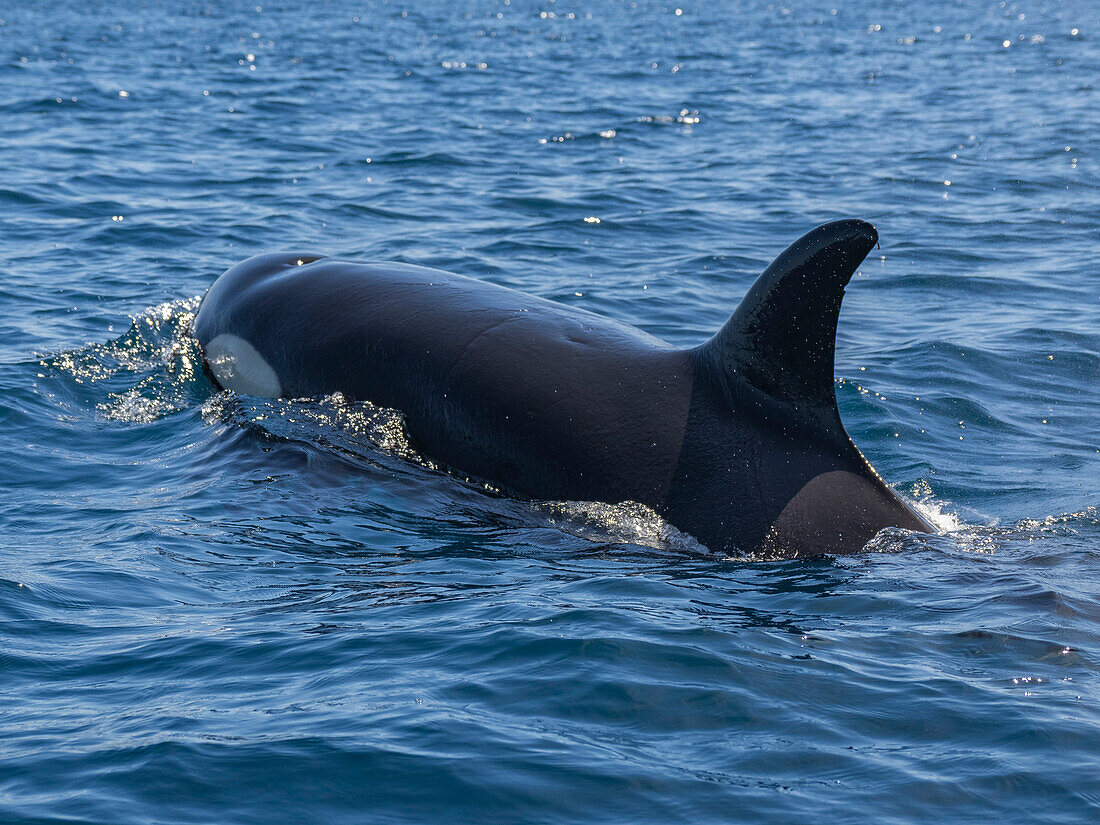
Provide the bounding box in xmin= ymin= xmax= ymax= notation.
xmin=1 ymin=2 xmax=1097 ymax=823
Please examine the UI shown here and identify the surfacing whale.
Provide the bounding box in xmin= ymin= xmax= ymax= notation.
xmin=193 ymin=219 xmax=934 ymax=557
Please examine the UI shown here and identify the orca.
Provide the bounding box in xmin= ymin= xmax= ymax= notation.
xmin=192 ymin=219 xmax=934 ymax=557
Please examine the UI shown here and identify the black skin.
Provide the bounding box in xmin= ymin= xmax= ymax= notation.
xmin=193 ymin=220 xmax=934 ymax=557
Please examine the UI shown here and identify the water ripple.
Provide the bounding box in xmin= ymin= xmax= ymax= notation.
xmin=1 ymin=1 xmax=1097 ymax=823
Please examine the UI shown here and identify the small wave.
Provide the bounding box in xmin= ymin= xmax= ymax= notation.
xmin=1015 ymin=507 xmax=1098 ymax=532
xmin=199 ymin=390 xmax=731 ymax=557
xmin=636 ymin=108 xmax=703 ymax=126
xmin=534 ymin=499 xmax=711 ymax=557
xmin=534 ymin=110 xmax=702 ymax=146
xmin=41 ymin=297 xmax=204 ymax=423
xmin=198 ymin=393 xmax=716 ymax=556
xmin=878 ymin=499 xmax=1098 ymax=557
xmin=200 ymin=391 xmax=433 ymax=471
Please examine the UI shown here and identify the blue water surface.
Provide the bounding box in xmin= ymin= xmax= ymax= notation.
xmin=2 ymin=1 xmax=1098 ymax=823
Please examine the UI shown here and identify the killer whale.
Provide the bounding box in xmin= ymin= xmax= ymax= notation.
xmin=193 ymin=219 xmax=934 ymax=557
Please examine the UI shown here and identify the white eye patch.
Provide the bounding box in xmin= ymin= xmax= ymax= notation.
xmin=204 ymin=333 xmax=282 ymax=398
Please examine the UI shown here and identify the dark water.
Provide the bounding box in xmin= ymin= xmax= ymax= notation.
xmin=3 ymin=1 xmax=1098 ymax=822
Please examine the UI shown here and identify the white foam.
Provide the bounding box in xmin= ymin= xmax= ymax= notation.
xmin=203 ymin=333 xmax=282 ymax=398
xmin=912 ymin=497 xmax=964 ymax=534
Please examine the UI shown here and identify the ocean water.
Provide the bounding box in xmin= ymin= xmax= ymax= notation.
xmin=2 ymin=0 xmax=1098 ymax=822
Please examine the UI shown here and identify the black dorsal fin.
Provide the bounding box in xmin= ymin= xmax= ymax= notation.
xmin=697 ymin=219 xmax=878 ymax=416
